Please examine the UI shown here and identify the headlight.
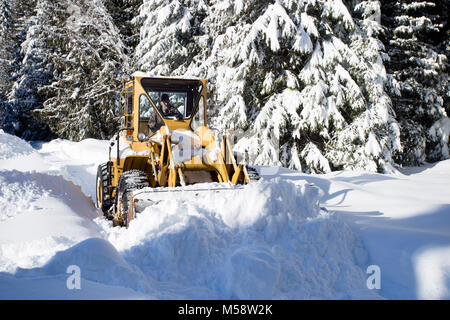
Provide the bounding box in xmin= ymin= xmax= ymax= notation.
xmin=138 ymin=133 xmax=148 ymax=142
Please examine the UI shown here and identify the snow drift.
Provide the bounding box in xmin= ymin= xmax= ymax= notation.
xmin=1 ymin=129 xmax=448 ymax=299
xmin=0 ymin=129 xmax=380 ymax=299
xmin=97 ymin=178 xmax=378 ymax=299
xmin=0 ymin=169 xmax=100 ymax=274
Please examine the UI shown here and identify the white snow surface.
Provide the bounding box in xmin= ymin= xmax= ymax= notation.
xmin=0 ymin=130 xmax=449 ymax=299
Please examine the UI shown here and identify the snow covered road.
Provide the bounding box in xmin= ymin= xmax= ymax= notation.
xmin=0 ymin=130 xmax=449 ymax=299
xmin=261 ymin=163 xmax=450 ymax=299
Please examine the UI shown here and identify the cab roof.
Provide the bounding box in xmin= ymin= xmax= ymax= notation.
xmin=132 ymin=72 xmax=204 ymax=82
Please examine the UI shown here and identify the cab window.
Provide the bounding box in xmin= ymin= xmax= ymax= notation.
xmin=139 ymin=94 xmax=161 ymax=135
xmin=124 ymin=86 xmax=133 ymax=128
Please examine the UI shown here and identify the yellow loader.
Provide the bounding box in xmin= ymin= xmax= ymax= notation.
xmin=96 ymin=73 xmax=260 ymax=227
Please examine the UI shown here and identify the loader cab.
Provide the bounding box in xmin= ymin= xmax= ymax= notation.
xmin=139 ymin=77 xmax=206 ymax=134
xmin=126 ymin=75 xmax=206 ymax=134
xmin=120 ymin=74 xmax=208 ymax=153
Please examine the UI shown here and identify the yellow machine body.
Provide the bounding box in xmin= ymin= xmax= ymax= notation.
xmin=96 ymin=73 xmax=256 ymax=227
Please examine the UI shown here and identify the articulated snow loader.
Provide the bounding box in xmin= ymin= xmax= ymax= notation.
xmin=96 ymin=73 xmax=259 ymax=227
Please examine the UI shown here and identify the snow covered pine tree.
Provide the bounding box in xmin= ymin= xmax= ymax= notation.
xmin=1 ymin=0 xmax=447 ymax=172
xmin=381 ymin=0 xmax=449 ymax=165
xmin=0 ymin=0 xmax=14 ymax=99
xmin=134 ymin=0 xmax=402 ymax=173
xmin=35 ymin=0 xmax=128 ymax=141
xmin=1 ymin=0 xmax=55 ymax=141
xmin=105 ymin=0 xmax=142 ymax=56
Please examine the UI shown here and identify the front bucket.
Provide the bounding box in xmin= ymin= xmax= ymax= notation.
xmin=127 ymin=183 xmax=244 ymax=227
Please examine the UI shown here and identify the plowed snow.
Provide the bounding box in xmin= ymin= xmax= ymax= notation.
xmin=0 ymin=129 xmax=449 ymax=299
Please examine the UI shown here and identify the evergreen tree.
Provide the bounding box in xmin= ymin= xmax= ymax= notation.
xmin=134 ymin=0 xmax=401 ymax=172
xmin=134 ymin=0 xmax=209 ymax=74
xmin=381 ymin=0 xmax=449 ymax=165
xmin=0 ymin=0 xmax=14 ymax=100
xmin=324 ymin=0 xmax=401 ymax=173
xmin=105 ymin=0 xmax=143 ymax=57
xmin=0 ymin=0 xmax=14 ymax=126
xmin=35 ymin=0 xmax=128 ymax=141
xmin=1 ymin=0 xmax=447 ymax=171
xmin=0 ymin=0 xmax=55 ymax=141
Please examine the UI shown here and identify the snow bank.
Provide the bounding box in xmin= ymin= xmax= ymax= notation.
xmin=0 ymin=170 xmax=100 ymax=274
xmin=13 ymin=238 xmax=156 ymax=297
xmin=97 ymin=178 xmax=380 ymax=299
xmin=316 ymin=160 xmax=450 ymax=299
xmin=39 ymin=138 xmax=110 ymax=166
xmin=0 ymin=130 xmax=109 ymax=199
xmin=0 ymin=131 xmax=153 ymax=298
xmin=0 ymin=130 xmax=35 ymax=160
xmin=7 ymin=131 xmax=442 ymax=299
xmin=37 ymin=138 xmax=110 ymax=198
xmin=0 ymin=171 xmax=46 ymax=221
xmin=0 ymin=170 xmax=96 ymax=222
xmin=0 ymin=130 xmax=48 ymax=171
xmin=1 ymin=240 xmax=153 ymax=299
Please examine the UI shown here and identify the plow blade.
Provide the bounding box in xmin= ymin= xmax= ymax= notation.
xmin=126 ymin=184 xmax=245 ymax=227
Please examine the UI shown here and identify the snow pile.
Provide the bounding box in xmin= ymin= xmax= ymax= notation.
xmin=0 ymin=170 xmax=99 ymax=274
xmin=36 ymin=138 xmax=109 ymax=198
xmin=97 ymin=178 xmax=379 ymax=299
xmin=0 ymin=171 xmax=45 ymax=221
xmin=2 ymin=130 xmax=448 ymax=299
xmin=315 ymin=160 xmax=450 ymax=299
xmin=0 ymin=131 xmax=101 ymax=275
xmin=0 ymin=130 xmax=35 ymax=160
xmin=0 ymin=238 xmax=153 ymax=299
xmin=0 ymin=129 xmax=379 ymax=299
xmin=13 ymin=238 xmax=156 ymax=297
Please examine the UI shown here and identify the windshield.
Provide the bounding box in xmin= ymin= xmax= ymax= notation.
xmin=140 ymin=78 xmax=203 ymax=120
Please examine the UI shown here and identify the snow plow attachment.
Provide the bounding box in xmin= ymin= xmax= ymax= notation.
xmin=96 ymin=73 xmax=260 ymax=227
xmin=128 ymin=184 xmax=245 ymax=228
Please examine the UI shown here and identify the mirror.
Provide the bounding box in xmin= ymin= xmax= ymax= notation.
xmin=115 ymin=94 xmax=124 ymax=116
